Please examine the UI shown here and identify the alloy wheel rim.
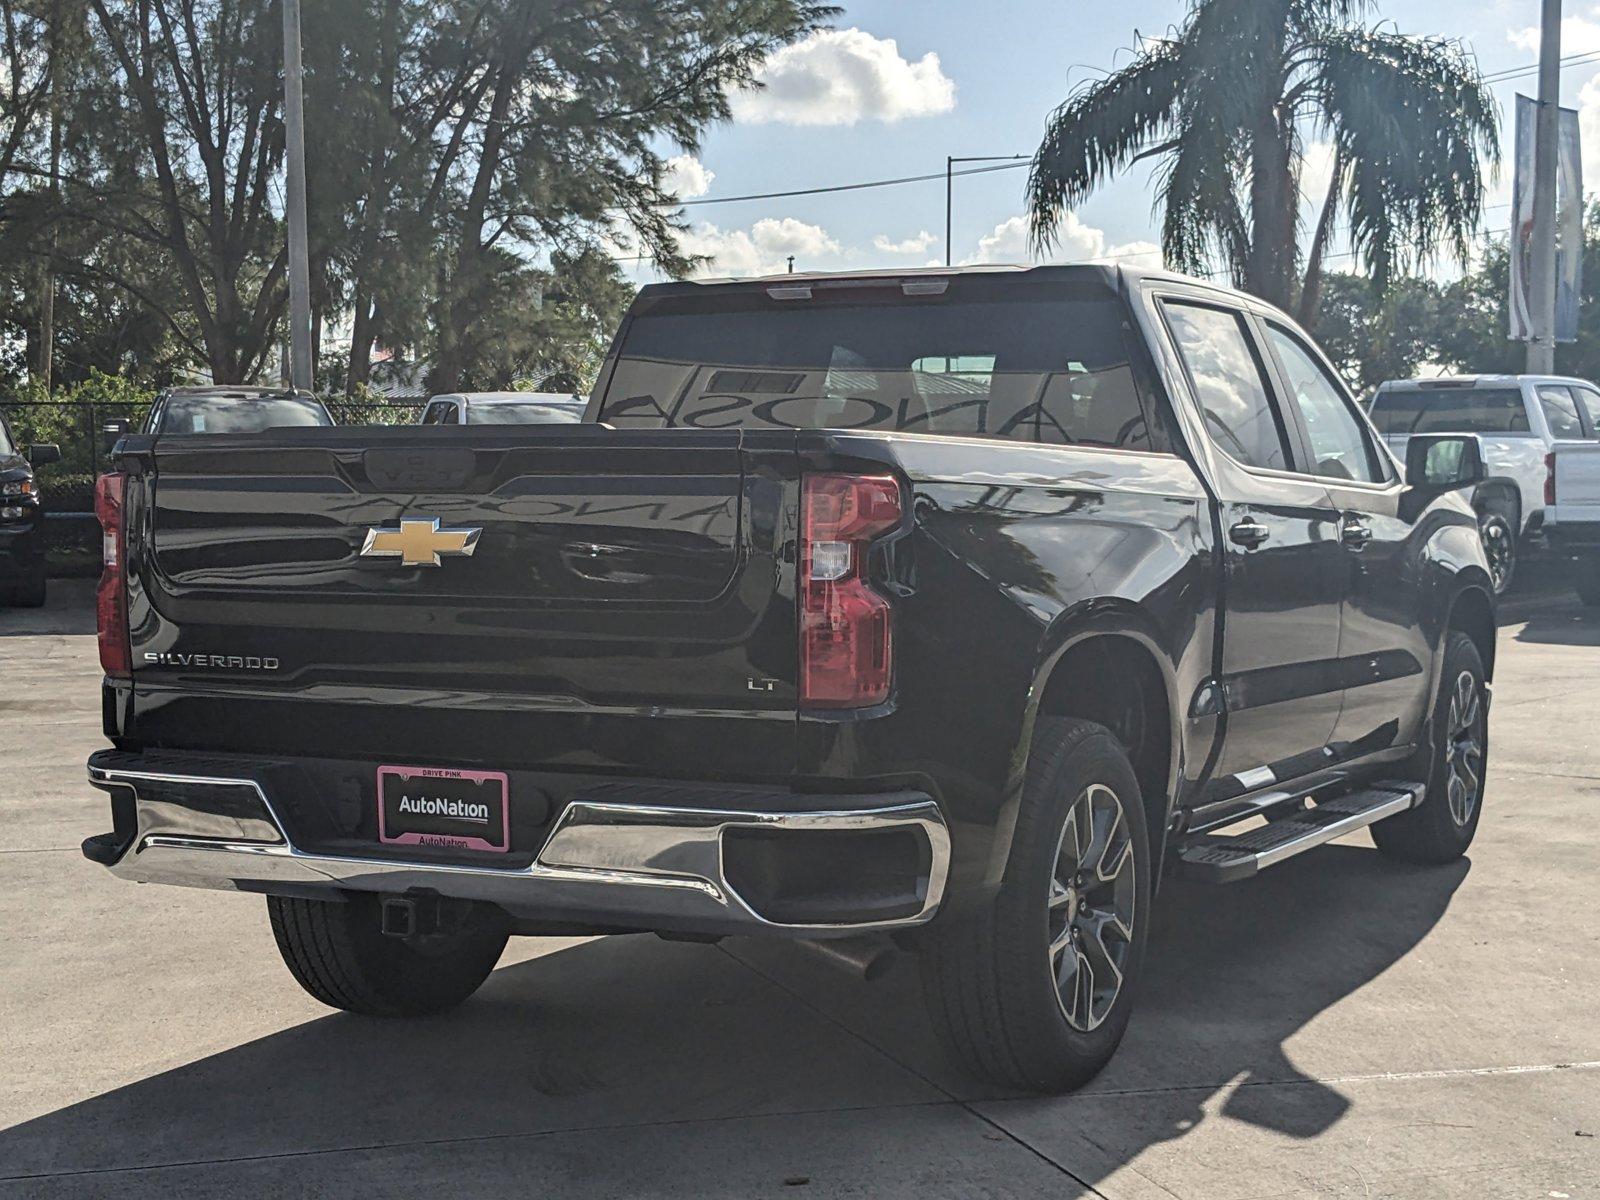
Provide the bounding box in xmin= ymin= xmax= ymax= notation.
xmin=1047 ymin=783 xmax=1137 ymax=1033
xmin=1444 ymin=669 xmax=1485 ymax=826
xmin=1481 ymin=519 xmax=1513 ymax=593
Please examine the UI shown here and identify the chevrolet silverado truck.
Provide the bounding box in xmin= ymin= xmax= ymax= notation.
xmin=82 ymin=265 xmax=1497 ymax=1093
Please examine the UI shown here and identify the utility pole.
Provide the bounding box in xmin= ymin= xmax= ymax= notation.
xmin=945 ymin=155 xmax=1031 ymax=266
xmin=1528 ymin=0 xmax=1562 ymax=374
xmin=281 ymin=0 xmax=313 ymax=392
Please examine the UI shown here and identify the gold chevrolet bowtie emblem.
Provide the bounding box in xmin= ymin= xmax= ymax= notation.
xmin=360 ymin=518 xmax=481 ymax=567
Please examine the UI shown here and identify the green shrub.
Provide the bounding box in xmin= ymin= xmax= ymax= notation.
xmin=2 ymin=371 xmax=155 ymax=476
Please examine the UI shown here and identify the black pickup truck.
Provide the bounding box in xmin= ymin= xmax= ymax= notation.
xmin=83 ymin=265 xmax=1496 ymax=1092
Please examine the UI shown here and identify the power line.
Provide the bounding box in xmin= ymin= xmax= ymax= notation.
xmin=1481 ymin=48 xmax=1600 ymax=86
xmin=670 ymin=159 xmax=1030 ymax=209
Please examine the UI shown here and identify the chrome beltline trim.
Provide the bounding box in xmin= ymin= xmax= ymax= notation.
xmin=89 ymin=764 xmax=951 ymax=936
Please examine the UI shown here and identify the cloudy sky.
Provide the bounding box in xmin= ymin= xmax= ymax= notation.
xmin=628 ymin=0 xmax=1600 ymax=283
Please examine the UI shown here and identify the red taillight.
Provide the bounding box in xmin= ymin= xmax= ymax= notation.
xmin=1546 ymin=452 xmax=1558 ymax=506
xmin=799 ymin=473 xmax=901 ymax=708
xmin=95 ymin=473 xmax=131 ymax=678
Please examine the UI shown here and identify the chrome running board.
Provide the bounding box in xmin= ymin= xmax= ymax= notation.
xmin=1175 ymin=782 xmax=1424 ymax=884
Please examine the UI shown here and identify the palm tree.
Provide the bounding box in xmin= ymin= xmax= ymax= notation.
xmin=1028 ymin=0 xmax=1499 ymax=324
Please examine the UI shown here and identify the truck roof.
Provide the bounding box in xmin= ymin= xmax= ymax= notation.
xmin=1376 ymin=374 xmax=1593 ymax=391
xmin=644 ymin=262 xmax=1245 ymax=301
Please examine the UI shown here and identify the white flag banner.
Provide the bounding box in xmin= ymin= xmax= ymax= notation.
xmin=1511 ymin=94 xmax=1585 ymax=343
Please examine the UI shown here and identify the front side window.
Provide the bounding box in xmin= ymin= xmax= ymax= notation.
xmin=0 ymin=416 xmax=14 ymax=456
xmin=1368 ymin=387 xmax=1531 ymax=435
xmin=1265 ymin=324 xmax=1384 ymax=483
xmin=1163 ymin=302 xmax=1290 ymax=471
xmin=597 ymin=280 xmax=1167 ymax=451
xmin=1538 ymin=385 xmax=1585 ymax=439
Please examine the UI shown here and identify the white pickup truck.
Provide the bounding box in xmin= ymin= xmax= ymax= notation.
xmin=1368 ymin=375 xmax=1600 ymax=594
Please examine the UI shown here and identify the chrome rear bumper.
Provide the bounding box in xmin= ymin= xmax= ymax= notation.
xmin=85 ymin=757 xmax=950 ymax=938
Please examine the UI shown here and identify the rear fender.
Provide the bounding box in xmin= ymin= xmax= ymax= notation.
xmin=980 ymin=602 xmax=1186 ymax=891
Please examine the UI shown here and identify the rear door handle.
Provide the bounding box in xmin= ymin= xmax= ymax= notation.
xmin=1229 ymin=519 xmax=1271 ymax=549
xmin=1341 ymin=519 xmax=1373 ymax=548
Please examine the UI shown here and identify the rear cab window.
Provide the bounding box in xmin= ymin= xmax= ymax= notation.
xmin=157 ymin=395 xmax=331 ymax=435
xmin=1368 ymin=387 xmax=1532 ymax=435
xmin=597 ymin=276 xmax=1172 ymax=451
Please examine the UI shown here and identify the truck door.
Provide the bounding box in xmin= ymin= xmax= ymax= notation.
xmin=1158 ymin=299 xmax=1346 ymax=782
xmin=1256 ymin=319 xmax=1431 ymax=756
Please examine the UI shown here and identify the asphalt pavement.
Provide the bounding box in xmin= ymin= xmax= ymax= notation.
xmin=1 ymin=574 xmax=1596 ymax=1198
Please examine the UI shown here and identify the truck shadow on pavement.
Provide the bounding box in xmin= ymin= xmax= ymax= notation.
xmin=0 ymin=845 xmax=1469 ymax=1193
xmin=1509 ymin=609 xmax=1600 ymax=646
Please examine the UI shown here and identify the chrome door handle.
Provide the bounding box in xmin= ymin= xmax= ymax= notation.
xmin=1341 ymin=520 xmax=1373 ymax=548
xmin=1229 ymin=519 xmax=1271 ymax=549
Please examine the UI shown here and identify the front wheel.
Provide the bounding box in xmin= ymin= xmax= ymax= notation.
xmin=268 ymin=893 xmax=508 ymax=1017
xmin=919 ymin=718 xmax=1151 ymax=1093
xmin=1372 ymin=631 xmax=1488 ymax=864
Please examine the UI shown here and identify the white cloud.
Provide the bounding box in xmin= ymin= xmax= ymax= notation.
xmin=662 ymin=154 xmax=714 ymax=200
xmin=1509 ymin=13 xmax=1600 ymax=57
xmin=872 ymin=230 xmax=938 ymax=255
xmin=965 ymin=213 xmax=1163 ymax=269
xmin=732 ymin=28 xmax=956 ymax=126
xmin=680 ymin=217 xmax=842 ymax=277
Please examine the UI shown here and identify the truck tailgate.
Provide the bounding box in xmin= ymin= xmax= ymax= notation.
xmin=1551 ymin=440 xmax=1600 ymax=526
xmin=124 ymin=426 xmax=799 ymax=771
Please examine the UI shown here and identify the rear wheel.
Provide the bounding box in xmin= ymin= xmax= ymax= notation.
xmin=2 ymin=571 xmax=45 ymax=608
xmin=1477 ymin=512 xmax=1516 ymax=597
xmin=919 ymin=718 xmax=1151 ymax=1093
xmin=1372 ymin=631 xmax=1487 ymax=864
xmin=268 ymin=893 xmax=507 ymax=1017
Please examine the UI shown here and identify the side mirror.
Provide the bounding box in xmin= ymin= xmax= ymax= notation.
xmin=26 ymin=443 xmax=61 ymax=467
xmin=1405 ymin=434 xmax=1486 ymax=490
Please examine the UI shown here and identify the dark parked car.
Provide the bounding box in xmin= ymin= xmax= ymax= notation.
xmin=142 ymin=386 xmax=334 ymax=436
xmin=0 ymin=411 xmax=59 ymax=608
xmin=82 ymin=266 xmax=1496 ymax=1092
xmin=419 ymin=391 xmax=587 ymax=425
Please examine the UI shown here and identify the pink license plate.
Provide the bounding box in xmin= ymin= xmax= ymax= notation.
xmin=376 ymin=765 xmax=510 ymax=854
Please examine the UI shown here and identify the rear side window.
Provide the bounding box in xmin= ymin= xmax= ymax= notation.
xmin=598 ymin=281 xmax=1169 ymax=451
xmin=1162 ymin=302 xmax=1291 ymax=472
xmin=1537 ymin=385 xmax=1585 ymax=439
xmin=1574 ymin=386 xmax=1600 ymax=438
xmin=1368 ymin=388 xmax=1531 ymax=435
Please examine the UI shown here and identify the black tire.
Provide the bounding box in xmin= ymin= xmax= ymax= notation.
xmin=267 ymin=893 xmax=508 ymax=1017
xmin=1575 ymin=561 xmax=1600 ymax=607
xmin=1477 ymin=512 xmax=1516 ymax=597
xmin=18 ymin=573 xmax=46 ymax=608
xmin=1372 ymin=631 xmax=1488 ymax=864
xmin=919 ymin=718 xmax=1152 ymax=1093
